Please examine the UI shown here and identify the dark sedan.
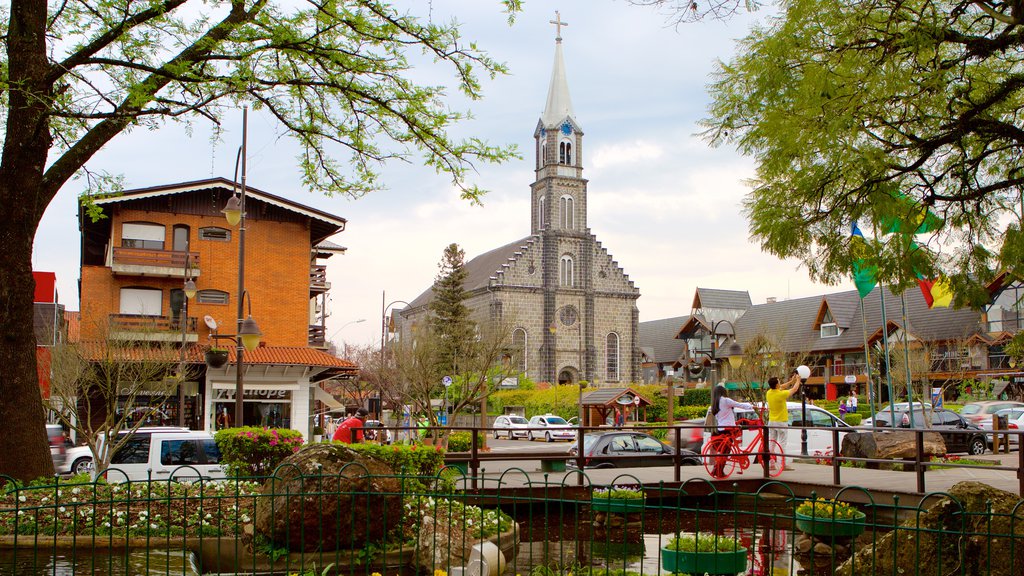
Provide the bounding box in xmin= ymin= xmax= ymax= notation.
xmin=567 ymin=431 xmax=701 ymax=468
xmin=871 ymin=407 xmax=987 ymax=455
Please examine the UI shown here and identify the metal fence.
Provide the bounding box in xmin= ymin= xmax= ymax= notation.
xmin=2 ymin=465 xmax=1023 ymax=576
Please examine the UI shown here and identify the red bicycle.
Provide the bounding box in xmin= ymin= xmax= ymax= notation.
xmin=701 ymin=417 xmax=785 ymax=479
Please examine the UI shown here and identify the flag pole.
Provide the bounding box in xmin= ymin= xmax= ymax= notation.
xmin=860 ymin=298 xmax=878 ymax=424
xmin=879 ymin=286 xmax=897 ymax=427
xmin=900 ymin=291 xmax=917 ymax=427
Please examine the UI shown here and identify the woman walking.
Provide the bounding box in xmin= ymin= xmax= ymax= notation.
xmin=710 ymin=384 xmax=753 ymax=477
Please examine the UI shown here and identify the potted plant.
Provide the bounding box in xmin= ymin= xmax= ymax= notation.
xmin=794 ymin=498 xmax=867 ymax=538
xmin=205 ymin=346 xmax=229 ymax=368
xmin=661 ymin=532 xmax=747 ymax=575
xmin=591 ymin=485 xmax=646 ymax=514
xmin=312 ymin=426 xmax=324 ymax=442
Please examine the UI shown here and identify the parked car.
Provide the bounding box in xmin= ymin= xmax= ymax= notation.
xmin=527 ymin=414 xmax=576 ymax=442
xmin=977 ymin=407 xmax=1024 ymax=447
xmin=46 ymin=424 xmax=66 ymax=471
xmin=62 ymin=443 xmax=95 ymax=475
xmin=96 ymin=428 xmax=223 ymax=482
xmin=959 ymin=401 xmax=1024 ymax=427
xmin=871 ymin=407 xmax=987 ymax=455
xmin=862 ymin=402 xmax=932 ymax=427
xmin=665 ymin=418 xmax=706 ymax=453
xmin=492 ymin=415 xmax=530 ymax=439
xmin=363 ymin=420 xmax=393 ymax=444
xmin=567 ymin=431 xmax=700 ymax=468
xmin=726 ymin=402 xmax=852 ymax=458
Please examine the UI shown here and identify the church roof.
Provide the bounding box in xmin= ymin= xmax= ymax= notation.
xmin=405 ymin=236 xmax=534 ymax=310
xmin=541 ymin=38 xmax=575 ymax=128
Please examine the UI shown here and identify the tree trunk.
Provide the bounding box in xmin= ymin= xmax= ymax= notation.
xmin=0 ymin=0 xmax=59 ymax=482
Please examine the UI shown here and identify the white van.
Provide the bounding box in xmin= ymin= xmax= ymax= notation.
xmin=101 ymin=429 xmax=225 ymax=483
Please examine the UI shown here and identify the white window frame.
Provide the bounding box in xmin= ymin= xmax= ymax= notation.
xmin=606 ymin=332 xmax=620 ymax=382
xmin=820 ymin=323 xmax=840 ymax=338
xmin=559 ymin=255 xmax=574 ymax=287
xmin=119 ymin=287 xmax=162 ymax=316
xmin=121 ymin=222 xmax=166 ymax=250
xmin=560 ymin=195 xmax=574 ymax=230
xmin=198 ymin=227 xmax=231 ymax=242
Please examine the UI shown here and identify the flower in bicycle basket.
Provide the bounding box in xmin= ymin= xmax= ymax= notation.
xmin=795 ymin=498 xmax=861 ymax=520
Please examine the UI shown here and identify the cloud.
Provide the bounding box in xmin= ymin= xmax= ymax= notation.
xmin=590 ymin=140 xmax=665 ymax=170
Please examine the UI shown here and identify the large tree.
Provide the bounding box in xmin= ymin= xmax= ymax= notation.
xmin=641 ymin=0 xmax=1024 ymax=302
xmin=429 ymin=243 xmax=475 ymax=376
xmin=0 ymin=0 xmax=519 ymax=482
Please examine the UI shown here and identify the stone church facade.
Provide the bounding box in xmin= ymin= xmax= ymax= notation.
xmin=398 ymin=28 xmax=640 ymax=386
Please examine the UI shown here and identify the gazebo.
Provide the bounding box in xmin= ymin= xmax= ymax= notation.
xmin=579 ymin=387 xmax=653 ymax=427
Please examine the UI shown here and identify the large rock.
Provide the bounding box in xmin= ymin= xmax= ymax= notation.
xmin=253 ymin=443 xmax=404 ymax=553
xmin=835 ymin=481 xmax=1024 ymax=576
xmin=840 ymin=430 xmax=945 ymax=460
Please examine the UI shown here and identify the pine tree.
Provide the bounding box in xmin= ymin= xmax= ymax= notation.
xmin=429 ymin=244 xmax=476 ymax=375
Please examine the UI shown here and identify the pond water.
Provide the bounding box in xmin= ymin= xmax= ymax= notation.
xmin=0 ymin=548 xmax=200 ymax=576
xmin=507 ymin=527 xmax=806 ymax=576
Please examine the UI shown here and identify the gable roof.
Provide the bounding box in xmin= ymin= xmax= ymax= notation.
xmin=734 ymin=285 xmax=983 ymax=354
xmin=638 ymin=316 xmax=690 ymax=364
xmin=692 ymin=288 xmax=752 ymax=311
xmin=405 ymin=236 xmax=534 ymax=310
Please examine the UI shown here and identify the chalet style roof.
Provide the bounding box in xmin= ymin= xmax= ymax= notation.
xmin=734 ymin=286 xmax=983 ymax=354
xmin=692 ymin=288 xmax=752 ymax=311
xmin=405 ymin=236 xmax=534 ymax=310
xmin=581 ymin=387 xmax=652 ymax=407
xmin=638 ymin=316 xmax=690 ymax=364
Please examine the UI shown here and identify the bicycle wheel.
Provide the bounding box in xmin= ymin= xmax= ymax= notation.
xmin=702 ymin=435 xmax=738 ymax=479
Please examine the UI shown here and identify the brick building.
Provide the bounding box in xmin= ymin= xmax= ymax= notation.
xmin=78 ymin=178 xmax=356 ymax=436
xmin=398 ymin=30 xmax=640 ymax=386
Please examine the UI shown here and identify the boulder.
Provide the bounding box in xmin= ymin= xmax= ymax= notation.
xmin=253 ymin=443 xmax=403 ymax=553
xmin=840 ymin=430 xmax=945 ymax=460
xmin=835 ymin=481 xmax=1024 ymax=576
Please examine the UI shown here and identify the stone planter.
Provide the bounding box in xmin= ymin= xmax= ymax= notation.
xmin=205 ymin=349 xmax=228 ymax=368
xmin=590 ymin=498 xmax=645 ymax=514
xmin=660 ymin=546 xmax=748 ymax=576
xmin=795 ymin=510 xmax=867 ymax=538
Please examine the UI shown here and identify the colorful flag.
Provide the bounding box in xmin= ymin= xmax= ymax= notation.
xmin=882 ymin=194 xmax=943 ymax=235
xmin=916 ymin=277 xmax=953 ymax=308
xmin=851 ymin=222 xmax=877 ymax=298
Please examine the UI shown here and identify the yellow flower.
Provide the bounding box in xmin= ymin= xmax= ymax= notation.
xmin=372 ymin=573 xmax=382 ymax=576
xmin=434 ymin=570 xmax=448 ymax=576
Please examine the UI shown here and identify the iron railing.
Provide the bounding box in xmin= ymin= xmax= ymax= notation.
xmin=2 ymin=465 xmax=1022 ymax=575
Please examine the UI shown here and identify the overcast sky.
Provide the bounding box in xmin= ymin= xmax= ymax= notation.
xmin=31 ymin=0 xmax=853 ymax=350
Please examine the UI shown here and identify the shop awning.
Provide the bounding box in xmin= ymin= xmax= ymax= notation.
xmin=313 ymin=386 xmax=343 ymax=410
xmin=724 ymin=381 xmax=763 ymax=391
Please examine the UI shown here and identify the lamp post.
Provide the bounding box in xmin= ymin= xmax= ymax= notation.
xmin=328 ymin=318 xmax=366 ymax=345
xmin=222 ymin=106 xmax=263 ymax=427
xmin=796 ymin=364 xmax=811 ymax=456
xmin=177 ymin=250 xmax=197 ymax=427
xmin=380 ymin=292 xmax=410 ymax=416
xmin=708 ymin=319 xmax=743 ymax=386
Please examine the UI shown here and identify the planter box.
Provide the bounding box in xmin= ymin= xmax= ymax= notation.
xmin=205 ymin=349 xmax=228 ymax=368
xmin=660 ymin=546 xmax=748 ymax=575
xmin=795 ymin=510 xmax=867 ymax=538
xmin=591 ymin=498 xmax=645 ymax=514
xmin=541 ymin=459 xmax=566 ymax=472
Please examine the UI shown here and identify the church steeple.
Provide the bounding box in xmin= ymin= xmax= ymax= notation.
xmin=541 ymin=12 xmax=575 ymax=128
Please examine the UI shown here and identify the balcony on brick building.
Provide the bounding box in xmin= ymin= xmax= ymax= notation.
xmin=109 ymin=247 xmax=201 ymax=279
xmin=109 ymin=314 xmax=198 ymax=342
xmin=309 ymin=264 xmax=330 ymax=293
xmin=308 ymin=324 xmax=327 ymax=349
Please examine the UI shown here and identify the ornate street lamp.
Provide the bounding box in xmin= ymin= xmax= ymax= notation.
xmin=796 ymin=364 xmax=811 ymax=456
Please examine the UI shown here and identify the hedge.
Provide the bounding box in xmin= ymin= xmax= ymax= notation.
xmin=214 ymin=427 xmax=304 ymax=478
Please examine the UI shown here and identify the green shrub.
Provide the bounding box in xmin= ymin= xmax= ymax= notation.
xmin=679 ymin=388 xmax=712 ymax=406
xmin=215 ymin=427 xmax=305 ymax=478
xmin=347 ymin=442 xmax=445 ymax=479
xmin=674 ymin=405 xmax=710 ymax=420
xmin=843 ymin=413 xmax=863 ymax=426
xmin=634 ymin=422 xmax=668 ymax=440
xmin=446 ymin=430 xmax=483 ymax=452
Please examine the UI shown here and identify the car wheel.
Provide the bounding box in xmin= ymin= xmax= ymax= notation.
xmin=493 ymin=430 xmax=499 ymax=439
xmin=72 ymin=457 xmax=93 ymax=475
xmin=969 ymin=436 xmax=986 ymax=456
xmin=545 ymin=432 xmax=553 ymax=442
xmin=529 ymin=432 xmax=535 ymax=441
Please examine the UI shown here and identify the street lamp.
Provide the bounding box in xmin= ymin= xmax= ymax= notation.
xmin=223 ymin=105 xmax=262 ymax=426
xmin=328 ymin=318 xmax=366 ymax=345
xmin=708 ymin=319 xmax=743 ymax=386
xmin=796 ymin=364 xmax=811 ymax=456
xmin=380 ymin=292 xmax=410 ymax=417
xmin=177 ymin=249 xmax=196 ymax=427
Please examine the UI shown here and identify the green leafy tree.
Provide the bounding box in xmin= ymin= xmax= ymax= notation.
xmin=0 ymin=1 xmax=520 ymax=482
xmin=699 ymin=0 xmax=1024 ymax=304
xmin=429 ymin=243 xmax=476 ymax=376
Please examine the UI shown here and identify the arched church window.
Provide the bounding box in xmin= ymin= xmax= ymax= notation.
xmin=560 ymin=255 xmax=574 ymax=287
xmin=559 ymin=142 xmax=567 ymax=164
xmin=564 ymin=141 xmax=572 ymax=165
xmin=512 ymin=328 xmax=527 ymax=372
xmin=560 ymin=195 xmax=574 ymax=229
xmin=539 ymin=196 xmax=546 ymax=229
xmin=606 ymin=332 xmax=620 ymax=382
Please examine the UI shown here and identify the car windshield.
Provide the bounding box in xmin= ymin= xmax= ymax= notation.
xmin=546 ymin=417 xmax=568 ymax=425
xmin=960 ymin=404 xmax=981 ymax=415
xmin=582 ymin=435 xmax=601 ymax=451
xmin=509 ymin=416 xmax=528 ymax=424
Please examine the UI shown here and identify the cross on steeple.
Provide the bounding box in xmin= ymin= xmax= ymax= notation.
xmin=550 ymin=11 xmax=568 ymax=42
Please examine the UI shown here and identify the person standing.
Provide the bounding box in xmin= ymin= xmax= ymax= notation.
xmin=848 ymin=388 xmax=859 ymax=414
xmin=332 ymin=408 xmax=368 ymax=443
xmin=710 ymin=384 xmax=754 ymax=476
xmin=765 ymin=372 xmax=801 ymax=471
